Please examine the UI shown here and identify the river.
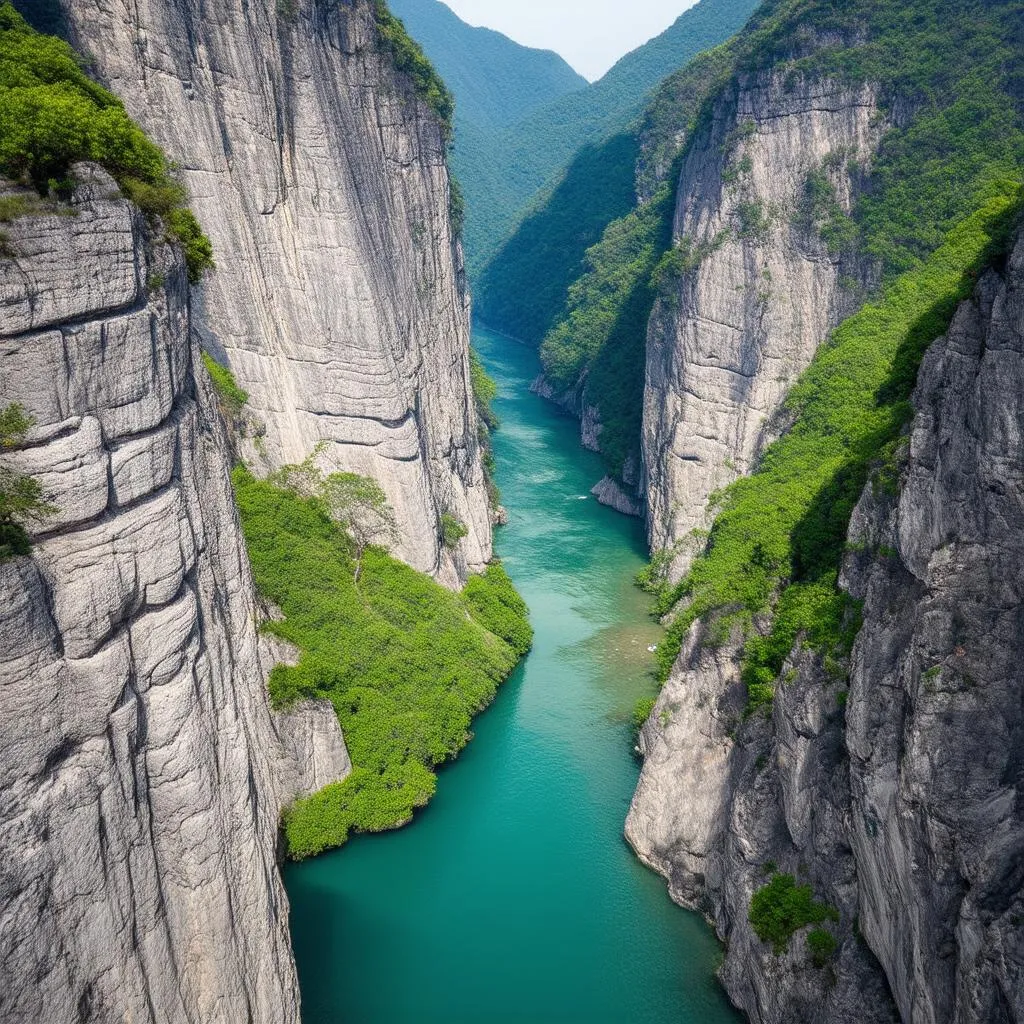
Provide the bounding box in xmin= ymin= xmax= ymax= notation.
xmin=285 ymin=327 xmax=739 ymax=1024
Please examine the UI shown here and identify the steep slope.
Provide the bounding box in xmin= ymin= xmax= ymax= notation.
xmin=45 ymin=0 xmax=492 ymax=585
xmin=628 ymin=210 xmax=1024 ymax=1024
xmin=387 ymin=0 xmax=586 ymax=129
xmin=0 ymin=167 xmax=349 ymax=1024
xmin=471 ymin=0 xmax=760 ymax=293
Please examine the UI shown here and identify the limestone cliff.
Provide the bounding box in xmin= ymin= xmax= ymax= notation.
xmin=627 ymin=227 xmax=1024 ymax=1023
xmin=53 ymin=0 xmax=491 ymax=585
xmin=643 ymin=69 xmax=879 ymax=577
xmin=0 ymin=168 xmax=349 ymax=1024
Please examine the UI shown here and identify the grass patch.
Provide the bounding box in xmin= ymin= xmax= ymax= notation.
xmin=0 ymin=3 xmax=213 ymax=281
xmin=652 ymin=188 xmax=1021 ymax=696
xmin=201 ymin=352 xmax=249 ymax=416
xmin=749 ymin=873 xmax=839 ymax=954
xmin=233 ymin=469 xmax=531 ymax=859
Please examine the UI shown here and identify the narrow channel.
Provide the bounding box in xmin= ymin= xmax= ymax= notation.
xmin=285 ymin=327 xmax=740 ymax=1024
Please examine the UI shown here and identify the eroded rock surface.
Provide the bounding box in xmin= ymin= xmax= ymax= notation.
xmin=627 ymin=229 xmax=1024 ymax=1022
xmin=643 ymin=71 xmax=880 ymax=578
xmin=57 ymin=0 xmax=491 ymax=584
xmin=0 ymin=171 xmax=348 ymax=1024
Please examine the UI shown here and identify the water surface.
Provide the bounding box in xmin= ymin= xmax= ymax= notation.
xmin=286 ymin=327 xmax=739 ymax=1024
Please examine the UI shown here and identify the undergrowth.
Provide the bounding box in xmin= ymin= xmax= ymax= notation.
xmin=233 ymin=469 xmax=531 ymax=859
xmin=651 ymin=187 xmax=1021 ymax=700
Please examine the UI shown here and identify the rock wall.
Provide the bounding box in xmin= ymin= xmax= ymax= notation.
xmin=642 ymin=70 xmax=880 ymax=578
xmin=626 ymin=228 xmax=1024 ymax=1023
xmin=55 ymin=0 xmax=491 ymax=585
xmin=0 ymin=169 xmax=349 ymax=1024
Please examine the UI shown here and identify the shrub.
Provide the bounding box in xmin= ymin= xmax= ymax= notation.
xmin=233 ymin=469 xmax=527 ymax=859
xmin=201 ymin=352 xmax=248 ymax=415
xmin=440 ymin=513 xmax=468 ymax=549
xmin=807 ymin=928 xmax=838 ymax=967
xmin=0 ymin=403 xmax=55 ymax=560
xmin=749 ymin=873 xmax=839 ymax=954
xmin=469 ymin=349 xmax=499 ymax=429
xmin=632 ymin=696 xmax=656 ymax=732
xmin=0 ymin=4 xmax=214 ymax=281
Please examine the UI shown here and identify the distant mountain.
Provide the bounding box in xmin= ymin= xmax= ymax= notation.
xmin=472 ymin=0 xmax=759 ymax=338
xmin=388 ymin=0 xmax=587 ymax=129
xmin=445 ymin=0 xmax=761 ymax=274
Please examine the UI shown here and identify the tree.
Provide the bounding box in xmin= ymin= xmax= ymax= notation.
xmin=0 ymin=403 xmax=55 ymax=559
xmin=319 ymin=472 xmax=397 ymax=582
xmin=271 ymin=444 xmax=397 ymax=583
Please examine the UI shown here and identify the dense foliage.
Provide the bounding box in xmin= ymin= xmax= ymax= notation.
xmin=650 ymin=190 xmax=1021 ymax=696
xmin=0 ymin=403 xmax=54 ymax=560
xmin=538 ymin=184 xmax=674 ymax=475
xmin=233 ymin=470 xmax=531 ymax=859
xmin=749 ymin=874 xmax=838 ymax=954
xmin=418 ymin=0 xmax=759 ymax=274
xmin=474 ymin=133 xmax=640 ymax=346
xmin=374 ymin=0 xmax=454 ymax=141
xmin=0 ymin=4 xmax=214 ymax=282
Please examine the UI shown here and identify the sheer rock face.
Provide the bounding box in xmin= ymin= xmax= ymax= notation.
xmin=844 ymin=233 xmax=1024 ymax=1024
xmin=642 ymin=70 xmax=880 ymax=579
xmin=0 ymin=170 xmax=349 ymax=1024
xmin=627 ymin=229 xmax=1024 ymax=1023
xmin=57 ymin=0 xmax=491 ymax=585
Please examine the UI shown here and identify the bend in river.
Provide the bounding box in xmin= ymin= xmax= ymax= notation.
xmin=285 ymin=327 xmax=740 ymax=1024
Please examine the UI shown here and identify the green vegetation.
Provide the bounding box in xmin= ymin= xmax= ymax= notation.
xmin=463 ymin=563 xmax=533 ymax=658
xmin=374 ymin=0 xmax=454 ymax=141
xmin=0 ymin=403 xmax=55 ymax=559
xmin=0 ymin=3 xmax=214 ymax=282
xmin=538 ymin=183 xmax=675 ymax=475
xmin=749 ymin=873 xmax=838 ymax=954
xmin=233 ymin=469 xmax=531 ymax=858
xmin=632 ymin=696 xmax=656 ymax=733
xmin=475 ymin=133 xmax=641 ymax=346
xmin=201 ymin=352 xmax=249 ymax=417
xmin=440 ymin=513 xmax=468 ymax=549
xmin=807 ymin=928 xmax=838 ymax=967
xmin=469 ymin=348 xmax=499 ymax=429
xmin=411 ymin=0 xmax=759 ymax=274
xmin=650 ymin=190 xmax=1021 ymax=695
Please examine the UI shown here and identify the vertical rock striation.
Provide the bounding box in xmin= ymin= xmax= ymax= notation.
xmin=627 ymin=227 xmax=1024 ymax=1022
xmin=0 ymin=169 xmax=348 ymax=1024
xmin=643 ymin=70 xmax=879 ymax=577
xmin=55 ymin=0 xmax=491 ymax=585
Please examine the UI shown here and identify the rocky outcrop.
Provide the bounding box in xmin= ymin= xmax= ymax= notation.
xmin=642 ymin=70 xmax=880 ymax=579
xmin=0 ymin=169 xmax=349 ymax=1024
xmin=54 ymin=0 xmax=491 ymax=586
xmin=627 ymin=228 xmax=1024 ymax=1022
xmin=591 ymin=476 xmax=641 ymax=517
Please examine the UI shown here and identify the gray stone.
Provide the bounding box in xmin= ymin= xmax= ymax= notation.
xmin=59 ymin=0 xmax=493 ymax=586
xmin=0 ymin=177 xmax=348 ymax=1024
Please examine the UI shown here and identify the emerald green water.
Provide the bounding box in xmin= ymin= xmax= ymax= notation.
xmin=285 ymin=327 xmax=739 ymax=1024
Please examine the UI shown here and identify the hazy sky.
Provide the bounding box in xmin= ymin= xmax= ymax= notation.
xmin=439 ymin=1 xmax=697 ymax=81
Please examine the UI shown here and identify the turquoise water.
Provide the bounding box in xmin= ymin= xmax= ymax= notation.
xmin=285 ymin=327 xmax=739 ymax=1024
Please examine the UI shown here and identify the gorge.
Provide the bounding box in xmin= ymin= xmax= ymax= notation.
xmin=1 ymin=0 xmax=1023 ymax=1022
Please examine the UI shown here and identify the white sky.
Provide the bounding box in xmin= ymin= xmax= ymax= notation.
xmin=439 ymin=1 xmax=697 ymax=81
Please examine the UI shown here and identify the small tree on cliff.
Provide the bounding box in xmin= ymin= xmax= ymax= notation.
xmin=271 ymin=444 xmax=397 ymax=583
xmin=319 ymin=471 xmax=397 ymax=582
xmin=0 ymin=403 xmax=55 ymax=559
